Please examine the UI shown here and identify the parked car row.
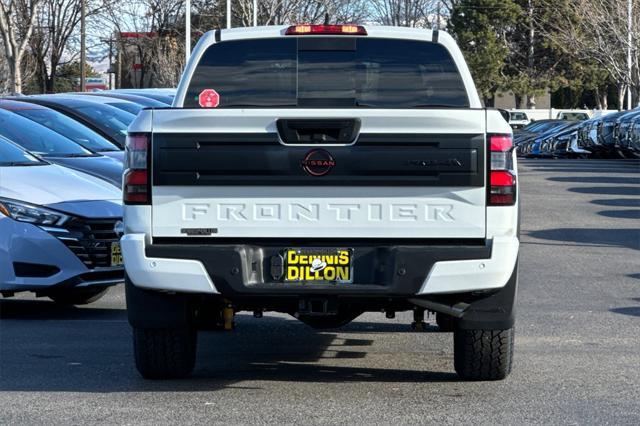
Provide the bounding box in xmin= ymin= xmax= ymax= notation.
xmin=0 ymin=88 xmax=175 ymax=304
xmin=515 ymin=107 xmax=640 ymax=159
xmin=498 ymin=110 xmax=590 ymax=131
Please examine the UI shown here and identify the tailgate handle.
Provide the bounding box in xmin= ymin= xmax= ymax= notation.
xmin=276 ymin=119 xmax=361 ymax=145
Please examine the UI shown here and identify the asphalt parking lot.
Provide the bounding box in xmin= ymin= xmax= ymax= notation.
xmin=1 ymin=159 xmax=639 ymax=425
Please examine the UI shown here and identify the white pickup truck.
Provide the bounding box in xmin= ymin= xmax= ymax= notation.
xmin=122 ymin=24 xmax=519 ymax=381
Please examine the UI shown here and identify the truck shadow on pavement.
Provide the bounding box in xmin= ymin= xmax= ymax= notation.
xmin=0 ymin=298 xmax=125 ymax=321
xmin=194 ymin=316 xmax=456 ymax=385
xmin=0 ymin=307 xmax=458 ymax=392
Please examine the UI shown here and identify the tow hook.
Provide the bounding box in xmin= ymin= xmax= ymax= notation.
xmin=223 ymin=299 xmax=235 ymax=330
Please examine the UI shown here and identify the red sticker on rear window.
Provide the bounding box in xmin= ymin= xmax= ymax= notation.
xmin=198 ymin=89 xmax=220 ymax=108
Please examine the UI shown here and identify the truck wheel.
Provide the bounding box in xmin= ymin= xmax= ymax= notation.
xmin=436 ymin=312 xmax=456 ymax=332
xmin=454 ymin=328 xmax=514 ymax=381
xmin=133 ymin=327 xmax=197 ymax=379
xmin=48 ymin=286 xmax=109 ymax=305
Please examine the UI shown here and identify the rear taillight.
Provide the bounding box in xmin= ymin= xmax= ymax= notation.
xmin=124 ymin=133 xmax=151 ymax=205
xmin=488 ymin=134 xmax=516 ymax=206
xmin=285 ymin=24 xmax=367 ymax=36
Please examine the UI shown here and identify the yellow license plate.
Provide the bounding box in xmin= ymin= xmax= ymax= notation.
xmin=284 ymin=248 xmax=353 ymax=283
xmin=111 ymin=242 xmax=123 ymax=267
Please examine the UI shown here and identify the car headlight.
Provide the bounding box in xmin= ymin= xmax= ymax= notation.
xmin=0 ymin=198 xmax=69 ymax=226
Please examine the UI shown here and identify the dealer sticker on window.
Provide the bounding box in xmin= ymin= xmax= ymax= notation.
xmin=284 ymin=248 xmax=353 ymax=284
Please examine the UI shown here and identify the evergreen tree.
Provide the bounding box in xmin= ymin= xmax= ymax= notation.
xmin=504 ymin=0 xmax=558 ymax=108
xmin=448 ymin=0 xmax=521 ymax=106
xmin=53 ymin=61 xmax=100 ymax=93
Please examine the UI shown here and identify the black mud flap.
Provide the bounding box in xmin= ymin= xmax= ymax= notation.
xmin=457 ymin=260 xmax=518 ymax=331
xmin=125 ymin=275 xmax=192 ymax=328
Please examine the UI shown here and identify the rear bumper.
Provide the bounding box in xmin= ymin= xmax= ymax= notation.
xmin=122 ymin=233 xmax=518 ymax=296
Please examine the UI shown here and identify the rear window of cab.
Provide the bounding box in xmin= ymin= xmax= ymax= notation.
xmin=185 ymin=37 xmax=469 ymax=109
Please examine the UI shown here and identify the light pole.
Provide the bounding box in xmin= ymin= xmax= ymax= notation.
xmin=80 ymin=0 xmax=86 ymax=92
xmin=227 ymin=0 xmax=231 ymax=29
xmin=185 ymin=0 xmax=191 ymax=62
xmin=100 ymin=37 xmax=115 ymax=90
xmin=627 ymin=0 xmax=633 ymax=110
xmin=253 ymin=0 xmax=257 ymax=26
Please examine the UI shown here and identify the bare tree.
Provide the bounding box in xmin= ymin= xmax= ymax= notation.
xmin=0 ymin=37 xmax=10 ymax=93
xmin=252 ymin=0 xmax=303 ymax=25
xmin=370 ymin=0 xmax=439 ymax=27
xmin=292 ymin=0 xmax=370 ymax=24
xmin=93 ymin=0 xmax=371 ymax=85
xmin=233 ymin=0 xmax=369 ymax=26
xmin=0 ymin=0 xmax=42 ymax=93
xmin=98 ymin=0 xmax=185 ymax=88
xmin=31 ymin=0 xmax=110 ymax=93
xmin=544 ymin=0 xmax=639 ymax=110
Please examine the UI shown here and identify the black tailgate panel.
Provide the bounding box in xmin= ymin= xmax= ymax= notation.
xmin=152 ymin=133 xmax=485 ymax=187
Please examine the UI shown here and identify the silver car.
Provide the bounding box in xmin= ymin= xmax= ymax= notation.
xmin=0 ymin=137 xmax=123 ymax=304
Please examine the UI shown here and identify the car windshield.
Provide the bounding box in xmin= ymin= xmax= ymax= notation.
xmin=186 ymin=37 xmax=469 ymax=108
xmin=13 ymin=108 xmax=120 ymax=152
xmin=539 ymin=122 xmax=573 ymax=138
xmin=510 ymin=112 xmax=528 ymax=120
xmin=73 ymin=104 xmax=135 ymax=136
xmin=0 ymin=137 xmax=46 ymax=166
xmin=0 ymin=110 xmax=92 ymax=157
xmin=554 ymin=122 xmax=581 ymax=135
xmin=522 ymin=121 xmax=545 ymax=131
xmin=560 ymin=113 xmax=589 ymax=120
xmin=537 ymin=122 xmax=569 ymax=133
xmin=107 ymin=101 xmax=142 ymax=115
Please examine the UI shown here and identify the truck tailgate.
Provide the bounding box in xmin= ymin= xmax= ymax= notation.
xmin=150 ymin=109 xmax=486 ymax=239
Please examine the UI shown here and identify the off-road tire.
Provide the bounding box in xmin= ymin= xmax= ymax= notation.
xmin=454 ymin=328 xmax=514 ymax=381
xmin=436 ymin=313 xmax=457 ymax=332
xmin=48 ymin=286 xmax=110 ymax=305
xmin=133 ymin=327 xmax=197 ymax=379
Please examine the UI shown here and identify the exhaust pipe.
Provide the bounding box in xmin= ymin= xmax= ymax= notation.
xmin=408 ymin=299 xmax=470 ymax=318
